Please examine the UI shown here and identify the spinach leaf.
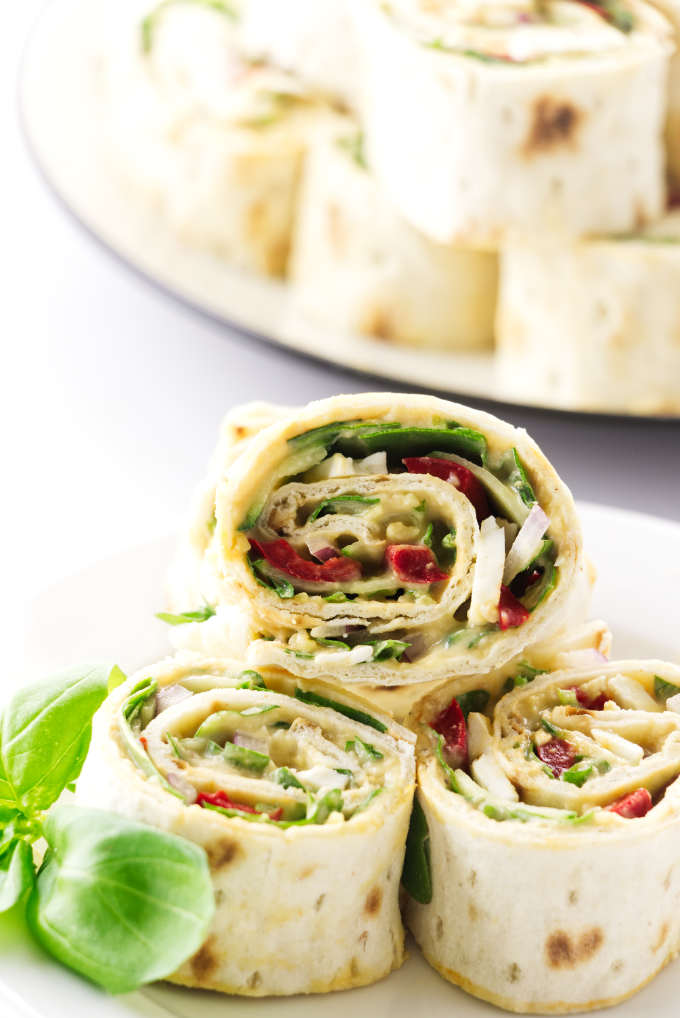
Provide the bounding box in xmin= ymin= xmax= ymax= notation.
xmin=655 ymin=675 xmax=680 ymax=701
xmin=370 ymin=639 xmax=410 ymax=662
xmin=156 ymin=604 xmax=216 ymax=625
xmin=315 ymin=638 xmax=351 ymax=651
xmin=237 ymin=670 xmax=267 ymax=690
xmin=0 ymin=664 xmax=114 ymax=816
xmin=0 ymin=839 xmax=35 ymax=913
xmin=309 ymin=495 xmax=379 ymax=522
xmin=345 ymin=738 xmax=383 ymax=762
xmin=274 ymin=767 xmax=305 ymax=790
xmin=27 ymin=805 xmax=214 ymax=994
xmin=294 ymin=689 xmax=387 ymax=733
xmin=401 ymin=799 xmax=432 ymax=904
xmin=455 ymin=689 xmax=490 ymax=719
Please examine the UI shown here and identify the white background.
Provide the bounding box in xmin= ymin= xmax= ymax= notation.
xmin=3 ymin=1 xmax=680 ymax=677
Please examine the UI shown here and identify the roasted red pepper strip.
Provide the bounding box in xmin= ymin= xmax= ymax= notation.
xmin=606 ymin=788 xmax=652 ymax=819
xmin=250 ymin=538 xmax=361 ymax=583
xmin=498 ymin=585 xmax=530 ymax=630
xmin=403 ymin=456 xmax=490 ymax=522
xmin=573 ymin=687 xmax=608 ymax=711
xmin=432 ymin=697 xmax=468 ymax=768
xmin=536 ymin=738 xmax=575 ymax=777
xmin=197 ymin=791 xmax=282 ymax=820
xmin=385 ymin=544 xmax=448 ymax=584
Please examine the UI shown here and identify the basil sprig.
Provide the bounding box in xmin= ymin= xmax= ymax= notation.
xmin=0 ymin=665 xmax=215 ymax=992
xmin=156 ymin=604 xmax=216 ymax=625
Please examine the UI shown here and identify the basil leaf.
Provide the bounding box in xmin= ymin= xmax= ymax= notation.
xmin=562 ymin=762 xmax=593 ymax=787
xmin=324 ymin=591 xmax=350 ymax=603
xmin=655 ymin=675 xmax=680 ymax=701
xmin=250 ymin=559 xmax=295 ymax=599
xmin=0 ymin=839 xmax=35 ymax=913
xmin=337 ymin=424 xmax=487 ymax=464
xmin=401 ymin=799 xmax=432 ymax=904
xmin=455 ymin=689 xmax=490 ymax=719
xmin=119 ymin=679 xmax=183 ymax=800
xmin=370 ymin=639 xmax=410 ymax=662
xmin=156 ymin=604 xmax=215 ymax=625
xmin=309 ymin=495 xmax=379 ymax=522
xmin=422 ymin=523 xmax=433 ymax=548
xmin=351 ymin=787 xmax=382 ymax=815
xmin=141 ymin=0 xmax=237 ymax=53
xmin=27 ymin=805 xmax=214 ymax=993
xmin=294 ymin=689 xmax=387 ymax=733
xmin=0 ymin=664 xmax=114 ymax=816
xmin=336 ymin=131 xmax=367 ymax=169
xmin=107 ymin=665 xmax=127 ymax=694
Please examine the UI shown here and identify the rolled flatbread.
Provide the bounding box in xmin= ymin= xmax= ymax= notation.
xmin=348 ymin=0 xmax=672 ymax=245
xmin=76 ymin=653 xmax=415 ymax=995
xmin=290 ymin=117 xmax=497 ymax=350
xmin=102 ymin=0 xmax=330 ymax=275
xmin=405 ymin=658 xmax=680 ymax=1012
xmin=496 ymin=210 xmax=680 ymax=414
xmin=167 ymin=393 xmax=589 ymax=687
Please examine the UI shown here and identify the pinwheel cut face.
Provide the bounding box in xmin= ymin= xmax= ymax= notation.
xmin=240 ymin=417 xmax=557 ymax=663
xmin=118 ymin=670 xmax=402 ymax=828
xmin=385 ymin=0 xmax=661 ymax=63
xmin=426 ymin=666 xmax=680 ymax=827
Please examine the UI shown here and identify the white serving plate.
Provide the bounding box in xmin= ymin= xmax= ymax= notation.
xmin=19 ymin=0 xmax=678 ymax=421
xmin=3 ymin=501 xmax=680 ymax=1017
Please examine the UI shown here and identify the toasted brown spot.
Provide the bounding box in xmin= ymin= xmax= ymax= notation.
xmin=315 ymin=894 xmax=325 ymax=911
xmin=235 ymin=425 xmax=247 ymax=438
xmin=523 ymin=97 xmax=582 ymax=157
xmin=215 ymin=889 xmax=225 ymax=906
xmin=207 ymin=838 xmax=240 ymax=869
xmin=612 ymin=959 xmax=624 ymax=973
xmin=191 ymin=937 xmax=218 ymax=980
xmin=664 ymin=867 xmax=673 ymax=891
xmin=653 ymin=923 xmax=669 ymax=953
xmin=358 ymin=930 xmax=369 ymax=950
xmin=362 ymin=309 xmax=396 ymax=343
xmin=436 ymin=916 xmax=444 ymax=940
xmin=365 ymin=887 xmax=382 ymax=916
xmin=350 ymin=957 xmax=360 ymax=978
xmin=299 ymin=865 xmax=317 ymax=879
xmin=468 ymin=903 xmax=478 ymax=922
xmin=568 ymin=889 xmax=578 ymax=906
xmin=247 ymin=971 xmax=261 ymax=990
xmin=469 ymin=870 xmax=477 ymax=887
xmin=546 ymin=928 xmax=604 ymax=969
xmin=508 ymin=963 xmax=521 ymax=983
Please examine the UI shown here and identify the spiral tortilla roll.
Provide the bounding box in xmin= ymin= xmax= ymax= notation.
xmin=348 ymin=0 xmax=672 ymax=246
xmin=76 ymin=653 xmax=415 ymax=995
xmin=404 ymin=659 xmax=680 ymax=1012
xmin=496 ymin=211 xmax=680 ymax=414
xmin=240 ymin=0 xmax=360 ymax=108
xmin=289 ymin=117 xmax=497 ymax=351
xmin=167 ymin=393 xmax=588 ymax=687
xmin=102 ymin=0 xmax=330 ymax=275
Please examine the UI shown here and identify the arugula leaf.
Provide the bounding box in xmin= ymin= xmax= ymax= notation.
xmin=119 ymin=679 xmax=183 ymax=800
xmin=223 ymin=743 xmax=269 ymax=772
xmin=441 ymin=530 xmax=456 ymax=549
xmin=250 ymin=559 xmax=295 ymax=599
xmin=324 ymin=591 xmax=350 ymax=603
xmin=27 ymin=805 xmax=214 ymax=993
xmin=455 ymin=689 xmax=490 ymax=719
xmin=0 ymin=664 xmax=114 ymax=816
xmin=309 ymin=495 xmax=379 ymax=522
xmin=446 ymin=627 xmax=495 ymax=649
xmin=294 ymin=689 xmax=387 ymax=733
xmin=351 ymin=787 xmax=383 ymax=815
xmin=540 ymin=718 xmax=564 ymax=738
xmin=422 ymin=523 xmax=433 ymax=548
xmin=401 ymin=799 xmax=432 ymax=904
xmin=141 ymin=0 xmax=237 ymax=54
xmin=156 ymin=604 xmax=216 ymax=625
xmin=107 ymin=665 xmax=127 ymax=694
xmin=0 ymin=840 xmax=35 ymax=913
xmin=370 ymin=639 xmax=410 ymax=662
xmin=655 ymin=675 xmax=680 ymax=702
xmin=562 ymin=761 xmax=593 ymax=787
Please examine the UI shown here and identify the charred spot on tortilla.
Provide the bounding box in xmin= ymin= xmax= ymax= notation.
xmin=361 ymin=308 xmax=396 ymax=342
xmin=207 ymin=838 xmax=241 ymax=869
xmin=358 ymin=930 xmax=369 ymax=950
xmin=546 ymin=928 xmax=604 ymax=968
xmin=315 ymin=893 xmax=326 ymax=911
xmin=191 ymin=937 xmax=219 ymax=980
xmin=523 ymin=97 xmax=582 ymax=156
xmin=664 ymin=867 xmax=673 ymax=891
xmin=235 ymin=425 xmax=247 ymax=438
xmin=468 ymin=902 xmax=479 ymax=922
xmin=436 ymin=916 xmax=444 ymax=940
xmin=364 ymin=886 xmax=383 ymax=916
xmin=568 ymin=889 xmax=578 ymax=906
xmin=299 ymin=864 xmax=317 ymax=879
xmin=246 ymin=970 xmax=262 ymax=989
xmin=350 ymin=957 xmax=360 ymax=978
xmin=508 ymin=963 xmax=521 ymax=983
xmin=469 ymin=869 xmax=477 ymax=887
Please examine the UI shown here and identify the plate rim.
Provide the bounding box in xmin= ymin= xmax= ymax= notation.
xmin=17 ymin=0 xmax=680 ymax=426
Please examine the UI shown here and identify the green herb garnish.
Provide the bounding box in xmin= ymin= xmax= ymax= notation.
xmin=294 ymin=689 xmax=387 ymax=732
xmin=156 ymin=604 xmax=216 ymax=625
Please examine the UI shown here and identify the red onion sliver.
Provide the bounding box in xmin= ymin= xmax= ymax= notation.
xmin=156 ymin=684 xmax=193 ymax=713
xmin=233 ymin=731 xmax=268 ymax=754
